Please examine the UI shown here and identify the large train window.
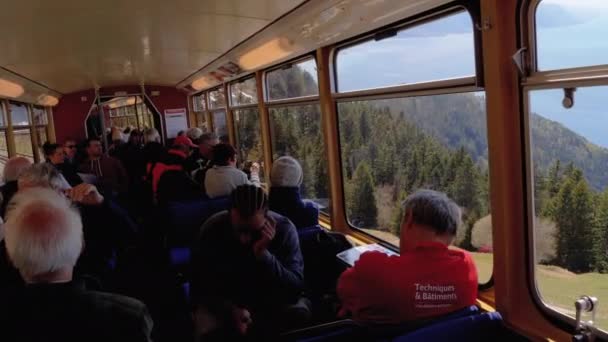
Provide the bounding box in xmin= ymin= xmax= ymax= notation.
xmin=335 ymin=11 xmax=475 ymax=93
xmin=266 ymin=57 xmax=329 ymax=214
xmin=266 ymin=58 xmax=319 ymax=101
xmin=208 ymin=88 xmax=228 ymax=139
xmin=0 ymin=103 xmax=7 ymax=175
xmin=191 ymin=93 xmax=207 ymax=130
xmin=9 ymin=102 xmax=33 ymax=162
xmin=527 ymin=0 xmax=608 ymax=333
xmin=231 ymin=77 xmax=264 ymax=182
xmin=334 ymin=9 xmax=492 ymax=284
xmin=535 ymin=0 xmax=608 ymax=70
xmin=269 ymin=104 xmax=329 ymax=212
xmin=230 ymin=77 xmax=258 ymax=106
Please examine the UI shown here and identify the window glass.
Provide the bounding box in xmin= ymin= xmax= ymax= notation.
xmin=336 ymin=11 xmax=475 ymax=92
xmin=14 ymin=128 xmax=33 ymax=162
xmin=536 ymin=0 xmax=608 ymax=70
xmin=530 ymin=86 xmax=608 ymax=329
xmin=0 ymin=131 xmax=7 ymax=178
xmin=196 ymin=112 xmax=207 ymax=130
xmin=213 ymin=110 xmax=228 ymax=140
xmin=234 ymin=108 xmax=265 ymax=182
xmin=209 ymin=88 xmax=226 ymax=109
xmin=193 ymin=93 xmax=206 ymax=112
xmin=36 ymin=127 xmax=47 ymax=161
xmin=9 ymin=102 xmax=30 ymax=126
xmin=33 ymin=106 xmax=47 ymax=125
xmin=231 ymin=77 xmax=258 ymax=106
xmin=338 ymin=92 xmax=491 ymax=283
xmin=0 ymin=102 xmax=6 ymax=127
xmin=266 ymin=59 xmax=319 ymax=101
xmin=269 ymin=104 xmax=329 ymax=213
xmin=0 ymin=131 xmax=8 ymax=157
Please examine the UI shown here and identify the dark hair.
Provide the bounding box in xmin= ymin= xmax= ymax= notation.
xmin=86 ymin=137 xmax=101 ymax=147
xmin=211 ymin=143 xmax=237 ymax=166
xmin=42 ymin=142 xmax=61 ymax=157
xmin=231 ymin=184 xmax=268 ymax=218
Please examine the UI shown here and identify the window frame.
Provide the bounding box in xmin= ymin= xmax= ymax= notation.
xmin=191 ymin=92 xmax=208 ymax=129
xmin=263 ymin=54 xmax=331 ymax=219
xmin=330 ymin=4 xmax=492 ymax=288
xmin=229 ymin=75 xmax=265 ymax=176
xmin=229 ymin=75 xmax=259 ymax=108
xmin=522 ymin=0 xmax=608 ymax=337
xmin=333 ymin=4 xmax=483 ymax=98
xmin=264 ymin=55 xmax=321 ymax=105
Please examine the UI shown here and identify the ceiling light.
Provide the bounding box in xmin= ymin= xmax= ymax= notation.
xmin=238 ymin=37 xmax=294 ymax=71
xmin=0 ymin=79 xmax=24 ymax=98
xmin=37 ymin=94 xmax=59 ymax=107
xmin=191 ymin=77 xmax=210 ymax=91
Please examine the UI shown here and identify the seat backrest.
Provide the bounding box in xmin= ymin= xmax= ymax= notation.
xmin=364 ymin=305 xmax=480 ymax=338
xmin=393 ymin=311 xmax=503 ymax=342
xmin=165 ymin=196 xmax=231 ymax=245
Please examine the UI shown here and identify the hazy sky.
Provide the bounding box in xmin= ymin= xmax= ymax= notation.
xmin=333 ymin=1 xmax=608 ymax=147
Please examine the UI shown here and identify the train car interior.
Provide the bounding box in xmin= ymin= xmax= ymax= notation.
xmin=0 ymin=0 xmax=607 ymax=341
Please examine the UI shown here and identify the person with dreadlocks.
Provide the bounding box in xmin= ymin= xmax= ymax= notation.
xmin=191 ymin=184 xmax=305 ymax=340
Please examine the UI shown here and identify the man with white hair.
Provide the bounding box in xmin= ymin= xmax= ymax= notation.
xmin=337 ymin=189 xmax=478 ymax=324
xmin=0 ymin=188 xmax=153 ymax=341
xmin=0 ymin=156 xmax=32 ymax=217
xmin=15 ymin=163 xmax=137 ymax=281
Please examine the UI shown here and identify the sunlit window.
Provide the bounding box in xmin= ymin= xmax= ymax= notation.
xmin=337 ymin=93 xmax=491 ymax=283
xmin=336 ymin=11 xmax=475 ymax=92
xmin=266 ymin=58 xmax=319 ymax=101
xmin=234 ymin=108 xmax=264 ymax=182
xmin=536 ymin=0 xmax=608 ymax=70
xmin=209 ymin=88 xmax=227 ymax=109
xmin=213 ymin=110 xmax=228 ymax=140
xmin=529 ymin=86 xmax=608 ymax=329
xmin=230 ymin=77 xmax=258 ymax=106
xmin=270 ymin=104 xmax=329 ymax=213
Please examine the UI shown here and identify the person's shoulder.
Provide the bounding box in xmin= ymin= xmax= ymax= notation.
xmin=269 ymin=211 xmax=296 ymax=231
xmin=84 ymin=290 xmax=148 ymax=315
xmin=80 ymin=290 xmax=152 ymax=339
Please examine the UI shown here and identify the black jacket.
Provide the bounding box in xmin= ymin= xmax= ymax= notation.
xmin=0 ymin=279 xmax=153 ymax=342
xmin=191 ymin=211 xmax=304 ymax=315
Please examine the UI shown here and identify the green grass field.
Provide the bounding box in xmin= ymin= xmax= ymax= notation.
xmin=471 ymin=253 xmax=608 ymax=328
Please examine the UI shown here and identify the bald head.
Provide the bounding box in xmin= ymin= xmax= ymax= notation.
xmin=4 ymin=187 xmax=82 ymax=283
xmin=3 ymin=157 xmax=32 ymax=183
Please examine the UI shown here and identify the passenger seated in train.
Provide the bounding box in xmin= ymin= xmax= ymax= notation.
xmin=18 ymin=163 xmax=137 ymax=279
xmin=0 ymin=156 xmax=32 ymax=217
xmin=114 ymin=129 xmax=145 ymax=185
xmin=337 ymin=189 xmax=478 ymax=324
xmin=187 ymin=127 xmax=203 ymax=144
xmin=0 ymin=187 xmax=153 ymax=342
xmin=43 ymin=141 xmax=83 ymax=187
xmin=63 ymin=139 xmax=79 ymax=166
xmin=204 ymin=143 xmax=260 ymax=198
xmin=269 ymin=156 xmax=319 ymax=229
xmin=142 ymin=127 xmax=165 ymax=167
xmin=147 ymin=135 xmax=197 ymax=198
xmin=78 ymin=137 xmax=129 ymax=197
xmin=190 ymin=132 xmax=219 ymax=185
xmin=192 ymin=185 xmax=306 ymax=339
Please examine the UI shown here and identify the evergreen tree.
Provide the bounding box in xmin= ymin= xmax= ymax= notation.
xmin=348 ymin=162 xmax=378 ymax=227
xmin=550 ymin=168 xmax=596 ymax=272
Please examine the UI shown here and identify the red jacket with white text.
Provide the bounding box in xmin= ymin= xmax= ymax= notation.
xmin=337 ymin=241 xmax=478 ymax=324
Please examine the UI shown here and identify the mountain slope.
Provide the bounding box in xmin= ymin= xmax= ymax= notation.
xmin=373 ymin=94 xmax=608 ymax=191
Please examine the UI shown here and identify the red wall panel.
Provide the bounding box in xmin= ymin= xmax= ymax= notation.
xmin=53 ymin=85 xmax=189 ymax=144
